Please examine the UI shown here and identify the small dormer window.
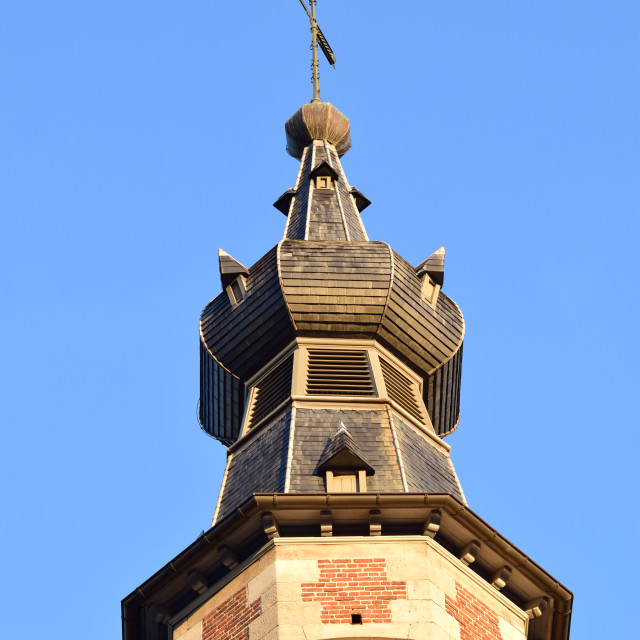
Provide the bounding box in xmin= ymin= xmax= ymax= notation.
xmin=421 ymin=276 xmax=440 ymax=307
xmin=309 ymin=161 xmax=339 ymax=192
xmin=226 ymin=276 xmax=247 ymax=307
xmin=316 ymin=175 xmax=332 ymax=189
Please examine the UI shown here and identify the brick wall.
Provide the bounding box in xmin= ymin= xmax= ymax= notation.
xmin=301 ymin=557 xmax=407 ymax=624
xmin=445 ymin=581 xmax=504 ymax=640
xmin=202 ymin=586 xmax=260 ymax=640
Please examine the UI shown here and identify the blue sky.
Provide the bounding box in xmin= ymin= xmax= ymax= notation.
xmin=1 ymin=2 xmax=638 ymax=638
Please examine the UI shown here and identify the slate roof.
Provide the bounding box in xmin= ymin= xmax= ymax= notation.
xmin=214 ymin=410 xmax=291 ymax=524
xmin=213 ymin=406 xmax=465 ymax=522
xmin=392 ymin=415 xmax=464 ymax=500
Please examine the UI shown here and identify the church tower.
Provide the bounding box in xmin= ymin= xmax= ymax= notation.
xmin=122 ymin=7 xmax=572 ymax=640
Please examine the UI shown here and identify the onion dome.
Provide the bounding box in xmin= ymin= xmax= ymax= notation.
xmin=285 ymin=102 xmax=352 ymax=159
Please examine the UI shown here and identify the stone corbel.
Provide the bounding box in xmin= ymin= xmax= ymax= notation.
xmin=490 ymin=565 xmax=512 ymax=591
xmin=458 ymin=540 xmax=481 ymax=566
xmin=422 ymin=508 xmax=442 ymax=538
xmin=262 ymin=511 xmax=280 ymax=540
xmin=320 ymin=510 xmax=333 ymax=537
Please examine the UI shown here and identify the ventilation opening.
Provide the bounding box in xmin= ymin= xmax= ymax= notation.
xmin=306 ymin=350 xmax=375 ymax=396
xmin=351 ymin=614 xmax=362 ymax=625
xmin=248 ymin=355 xmax=293 ymax=427
xmin=380 ymin=357 xmax=424 ymax=422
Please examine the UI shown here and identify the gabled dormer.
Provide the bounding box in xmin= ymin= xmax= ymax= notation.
xmin=316 ymin=422 xmax=375 ymax=492
xmin=415 ymin=246 xmax=445 ymax=308
xmin=309 ymin=160 xmax=339 ymax=190
xmin=218 ymin=248 xmax=249 ymax=306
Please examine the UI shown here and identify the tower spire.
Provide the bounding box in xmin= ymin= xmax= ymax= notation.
xmin=297 ymin=0 xmax=336 ymax=103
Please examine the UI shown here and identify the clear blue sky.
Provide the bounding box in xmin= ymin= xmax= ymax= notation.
xmin=1 ymin=2 xmax=638 ymax=638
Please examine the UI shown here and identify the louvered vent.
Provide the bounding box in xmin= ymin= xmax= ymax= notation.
xmin=249 ymin=355 xmax=293 ymax=427
xmin=379 ymin=358 xmax=424 ymax=422
xmin=306 ymin=350 xmax=375 ymax=396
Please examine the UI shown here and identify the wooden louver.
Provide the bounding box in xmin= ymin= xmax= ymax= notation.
xmin=379 ymin=357 xmax=424 ymax=423
xmin=249 ymin=355 xmax=294 ymax=427
xmin=306 ymin=349 xmax=375 ymax=396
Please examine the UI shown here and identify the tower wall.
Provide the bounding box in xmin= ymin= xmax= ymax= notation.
xmin=171 ymin=537 xmax=528 ymax=640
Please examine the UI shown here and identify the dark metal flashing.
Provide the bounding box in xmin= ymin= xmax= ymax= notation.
xmin=122 ymin=493 xmax=572 ymax=640
xmin=349 ymin=187 xmax=371 ymax=212
xmin=273 ymin=188 xmax=297 ymax=216
xmin=308 ymin=159 xmax=340 ymax=182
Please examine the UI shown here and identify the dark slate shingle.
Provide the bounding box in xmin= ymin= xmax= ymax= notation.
xmin=392 ymin=414 xmax=463 ymax=500
xmin=215 ymin=410 xmax=291 ymax=521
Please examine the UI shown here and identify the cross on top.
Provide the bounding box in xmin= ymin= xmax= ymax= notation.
xmin=297 ymin=0 xmax=336 ymax=102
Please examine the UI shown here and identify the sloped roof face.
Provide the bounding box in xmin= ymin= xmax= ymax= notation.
xmin=214 ymin=410 xmax=292 ymax=523
xmin=213 ymin=407 xmax=464 ymax=525
xmin=278 ymin=240 xmax=390 ymax=335
xmin=278 ymin=241 xmax=464 ymax=376
xmin=392 ymin=415 xmax=463 ymax=496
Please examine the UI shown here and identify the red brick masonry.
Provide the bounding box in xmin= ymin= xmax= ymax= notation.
xmin=301 ymin=558 xmax=407 ymax=624
xmin=202 ymin=586 xmax=260 ymax=640
xmin=445 ymin=581 xmax=504 ymax=640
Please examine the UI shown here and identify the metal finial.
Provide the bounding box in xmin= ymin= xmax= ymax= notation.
xmin=297 ymin=0 xmax=336 ymax=103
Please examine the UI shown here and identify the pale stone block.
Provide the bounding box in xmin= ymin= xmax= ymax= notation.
xmin=278 ymin=600 xmax=322 ymax=626
xmin=260 ymin=583 xmax=278 ymax=613
xmin=259 ymin=629 xmax=280 ymax=640
xmin=386 ymin=555 xmax=429 ymax=581
xmin=409 ymin=621 xmax=458 ymax=640
xmin=499 ymin=616 xmax=528 ymax=640
xmin=425 ymin=563 xmax=457 ymax=598
xmin=247 ymin=561 xmax=276 ymax=602
xmin=172 ymin=619 xmax=201 ymax=640
xmin=275 ymin=624 xmax=307 ymax=640
xmin=248 ymin=601 xmax=278 ymax=639
xmin=407 ymin=578 xmax=446 ymax=606
xmin=391 ymin=599 xmax=460 ymax=639
xmin=421 ymin=546 xmax=458 ymax=596
xmin=275 ymin=580 xmax=304 ymax=603
xmin=276 ymin=558 xmax=320 ymax=583
xmin=391 ymin=598 xmax=414 ymax=622
xmin=496 ymin=602 xmax=529 ymax=630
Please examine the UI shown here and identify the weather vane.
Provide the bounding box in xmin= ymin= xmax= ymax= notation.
xmin=297 ymin=0 xmax=336 ymax=103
